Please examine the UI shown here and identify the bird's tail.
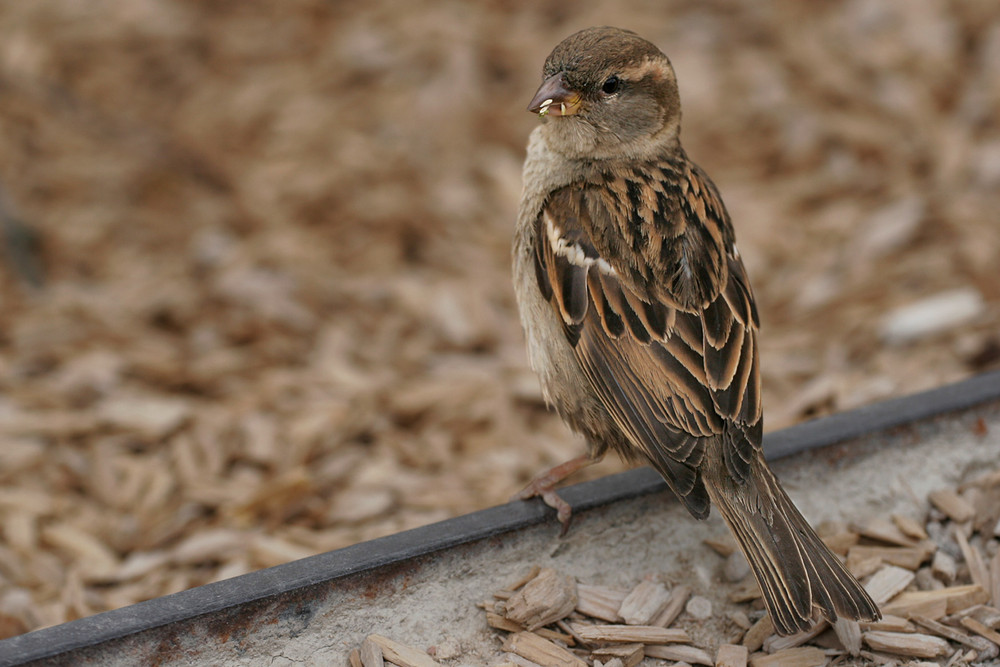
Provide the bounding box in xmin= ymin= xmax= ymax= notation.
xmin=705 ymin=461 xmax=881 ymax=635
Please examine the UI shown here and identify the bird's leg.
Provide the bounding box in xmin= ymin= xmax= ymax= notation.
xmin=513 ymin=452 xmax=603 ymax=535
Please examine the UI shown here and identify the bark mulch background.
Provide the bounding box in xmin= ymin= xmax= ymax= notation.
xmin=0 ymin=0 xmax=998 ymax=638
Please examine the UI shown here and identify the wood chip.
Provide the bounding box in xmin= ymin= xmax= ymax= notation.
xmin=834 ymin=618 xmax=862 ymax=656
xmin=508 ymin=566 xmax=542 ymax=592
xmin=652 ymin=584 xmax=691 ymax=628
xmin=862 ymin=614 xmax=915 ymax=633
xmin=715 ymin=644 xmax=748 ymax=667
xmin=928 ymin=488 xmax=975 ymax=523
xmin=505 ymin=568 xmax=578 ymax=631
xmin=848 ymin=554 xmax=884 ymax=580
xmin=892 ymin=513 xmax=929 ymax=540
xmin=727 ymin=610 xmax=752 ymax=631
xmin=862 ymin=630 xmax=950 ymax=658
xmin=643 ymin=644 xmax=713 ymax=665
xmin=535 ymin=627 xmax=575 ymax=646
xmin=747 ymin=646 xmax=826 ymax=667
xmin=569 ymin=623 xmax=690 ymax=644
xmin=488 ymin=612 xmax=524 ymax=633
xmin=847 ymin=544 xmax=933 ymax=571
xmin=864 ymin=564 xmax=916 ymax=605
xmin=763 ymin=621 xmax=827 ymax=653
xmin=955 ymin=529 xmax=991 ymax=593
xmin=728 ymin=577 xmax=762 ymax=603
xmin=883 ymin=584 xmax=989 ymax=617
xmin=502 ymin=632 xmax=587 ymax=667
xmin=881 ymin=594 xmax=948 ymax=620
xmin=960 ymin=616 xmax=1000 ymax=646
xmin=992 ymin=551 xmax=1000 ymax=608
xmin=820 ymin=531 xmax=859 ymax=556
xmin=855 ymin=517 xmax=918 ymax=547
xmin=367 ymin=634 xmax=440 ymax=667
xmin=349 ymin=648 xmax=362 ymax=667
xmin=742 ymin=615 xmax=774 ymax=653
xmin=591 ymin=643 xmax=644 ymax=667
xmin=931 ymin=549 xmax=957 ymax=583
xmin=593 ymin=660 xmax=622 ymax=667
xmin=618 ymin=581 xmax=671 ymax=625
xmin=576 ymin=585 xmax=627 ymax=623
xmin=909 ymin=614 xmax=981 ymax=649
xmin=949 ymin=604 xmax=1000 ymax=629
xmin=361 ymin=637 xmax=385 ymax=667
xmin=704 ymin=536 xmax=737 ymax=556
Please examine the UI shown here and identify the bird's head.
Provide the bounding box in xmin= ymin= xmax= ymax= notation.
xmin=528 ymin=27 xmax=682 ymax=160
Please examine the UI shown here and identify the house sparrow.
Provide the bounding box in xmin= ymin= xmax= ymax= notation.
xmin=512 ymin=26 xmax=880 ymax=635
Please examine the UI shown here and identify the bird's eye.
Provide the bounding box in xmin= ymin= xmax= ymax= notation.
xmin=601 ymin=75 xmax=621 ymax=95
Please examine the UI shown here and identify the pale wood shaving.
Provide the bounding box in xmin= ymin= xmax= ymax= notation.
xmin=928 ymin=489 xmax=976 ymax=523
xmin=954 ymin=529 xmax=991 ymax=593
xmin=488 ymin=612 xmax=525 ymax=633
xmin=863 ymin=630 xmax=951 ymax=658
xmin=846 ymin=544 xmax=934 ymax=572
xmin=855 ymin=517 xmax=918 ymax=547
xmin=569 ymin=624 xmax=690 ymax=644
xmin=504 ymin=654 xmax=544 ymax=667
xmin=833 ymin=618 xmax=862 ymax=656
xmin=502 ymin=632 xmax=587 ymax=667
xmin=367 ymin=634 xmax=440 ymax=667
xmin=651 ymin=584 xmax=691 ymax=628
xmin=742 ymin=615 xmax=774 ymax=653
xmin=618 ymin=581 xmax=671 ymax=626
xmin=642 ymin=644 xmax=713 ymax=665
xmin=993 ymin=551 xmax=1000 ymax=608
xmin=820 ymin=531 xmax=859 ymax=556
xmin=508 ymin=566 xmax=543 ymax=592
xmin=861 ymin=615 xmax=915 ymax=633
xmin=909 ymin=614 xmax=983 ymax=650
xmin=703 ymin=536 xmax=737 ymax=557
xmin=960 ymin=616 xmax=1000 ymax=646
xmin=892 ymin=514 xmax=929 ymax=541
xmin=762 ymin=621 xmax=827 ymax=653
xmin=748 ymin=646 xmax=826 ymax=667
xmin=591 ymin=643 xmax=644 ymax=667
xmin=932 ymin=550 xmax=958 ymax=584
xmin=576 ymin=585 xmax=627 ymax=623
xmin=361 ymin=637 xmax=385 ymax=667
xmin=505 ymin=568 xmax=578 ymax=632
xmin=714 ymin=644 xmax=748 ymax=667
xmin=864 ymin=565 xmax=916 ymax=605
xmin=884 ymin=584 xmax=990 ymax=617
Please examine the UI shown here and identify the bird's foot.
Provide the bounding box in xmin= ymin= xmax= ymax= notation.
xmin=512 ymin=453 xmax=600 ymax=535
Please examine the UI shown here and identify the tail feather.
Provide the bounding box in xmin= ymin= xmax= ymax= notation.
xmin=706 ymin=463 xmax=880 ymax=635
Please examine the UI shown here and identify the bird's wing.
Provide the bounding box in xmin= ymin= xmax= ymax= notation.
xmin=533 ymin=162 xmax=761 ymax=518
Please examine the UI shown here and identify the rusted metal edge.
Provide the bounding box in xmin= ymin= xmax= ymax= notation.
xmin=1 ymin=368 xmax=998 ymax=666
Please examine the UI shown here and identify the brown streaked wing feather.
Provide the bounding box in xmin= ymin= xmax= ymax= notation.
xmin=534 ymin=168 xmax=762 ymax=512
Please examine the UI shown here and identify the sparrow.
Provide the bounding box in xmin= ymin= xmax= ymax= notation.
xmin=512 ymin=26 xmax=880 ymax=635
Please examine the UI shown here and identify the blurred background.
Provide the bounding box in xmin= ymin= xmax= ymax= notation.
xmin=0 ymin=0 xmax=998 ymax=637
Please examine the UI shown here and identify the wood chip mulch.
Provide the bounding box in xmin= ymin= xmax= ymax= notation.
xmin=1 ymin=0 xmax=999 ymax=641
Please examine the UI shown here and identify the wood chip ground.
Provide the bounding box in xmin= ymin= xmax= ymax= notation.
xmin=1 ymin=0 xmax=1000 ymax=645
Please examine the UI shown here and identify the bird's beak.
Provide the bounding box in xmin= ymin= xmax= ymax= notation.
xmin=527 ymin=73 xmax=582 ymax=117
